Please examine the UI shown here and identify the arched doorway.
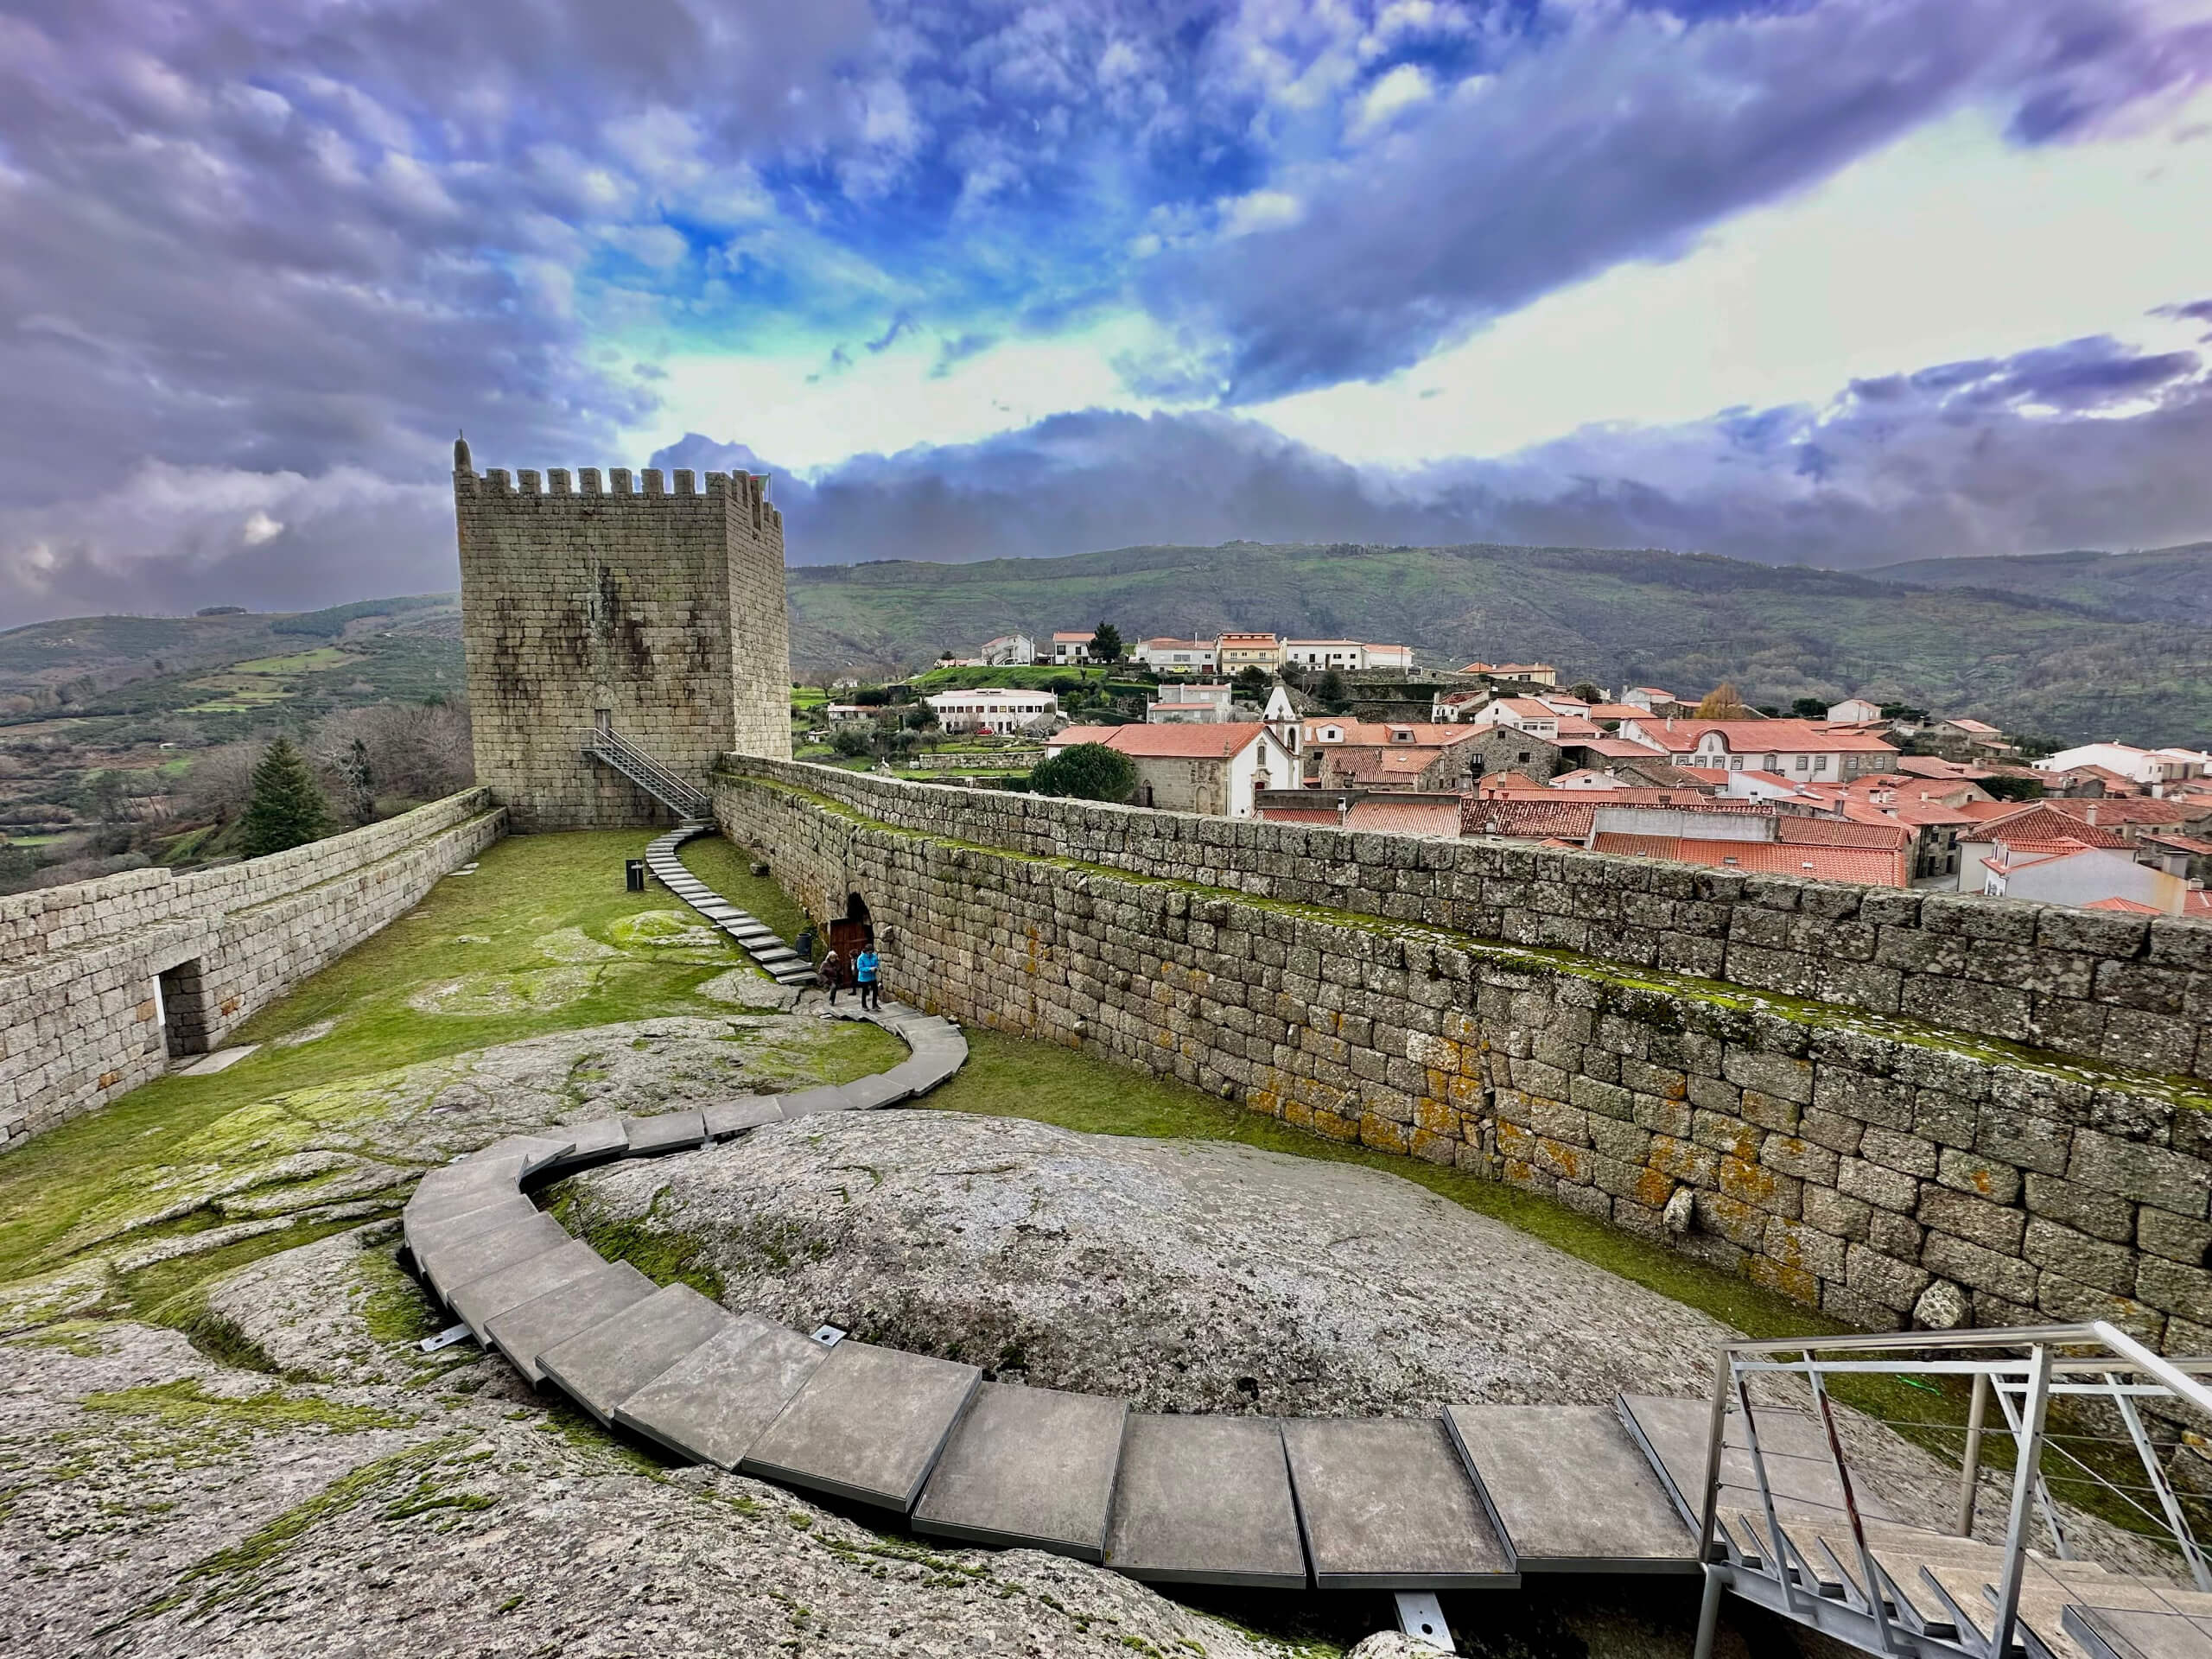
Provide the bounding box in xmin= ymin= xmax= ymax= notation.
xmin=830 ymin=891 xmax=874 ymax=965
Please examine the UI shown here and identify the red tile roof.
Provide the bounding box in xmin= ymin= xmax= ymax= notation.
xmin=2085 ymin=897 xmax=2162 ymax=912
xmin=1056 ymin=722 xmax=1280 ymax=760
xmin=1972 ymin=803 xmax=2133 ymax=850
xmin=1465 ymin=799 xmax=1599 ymax=839
xmin=2042 ymin=798 xmax=2196 ymax=827
xmin=1589 ymin=834 xmax=1909 ymax=886
xmin=1627 ymin=718 xmax=1899 ymax=755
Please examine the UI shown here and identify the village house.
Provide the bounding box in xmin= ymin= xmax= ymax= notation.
xmin=1467 ymin=697 xmax=1562 ymax=741
xmin=1584 ymin=805 xmax=1914 ymax=887
xmin=1134 ymin=637 xmax=1219 ymax=674
xmin=1281 ymin=639 xmax=1367 ymax=671
xmin=1145 ymin=681 xmax=1236 ymax=724
xmin=1362 ymin=643 xmax=1414 ymax=671
xmin=1923 ymin=715 xmax=2014 ymax=761
xmin=1969 ymin=815 xmax=2192 ymax=912
xmin=979 ymin=632 xmax=1036 ymax=666
xmin=2036 ymin=741 xmax=2212 ymax=793
xmin=1459 ymin=660 xmax=1558 ymax=685
xmin=1216 ymin=632 xmax=1284 ymax=673
xmin=1301 ymin=718 xmax=1485 ymax=792
xmin=1044 ymin=721 xmax=1300 ymax=818
xmin=924 ymin=687 xmax=1059 ymax=735
xmin=1050 ymin=631 xmax=1097 ymax=665
xmin=1827 ymin=696 xmax=1885 ymax=723
xmin=1613 ymin=715 xmax=1898 ymax=781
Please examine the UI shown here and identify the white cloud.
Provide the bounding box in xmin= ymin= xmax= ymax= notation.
xmin=1349 ymin=62 xmax=1434 ymax=137
xmin=1219 ymin=188 xmax=1306 ymax=237
xmin=1251 ymin=90 xmax=2212 ymax=463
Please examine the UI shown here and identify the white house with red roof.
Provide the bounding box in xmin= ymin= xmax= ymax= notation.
xmin=1044 ymin=721 xmax=1300 ymax=817
xmin=2035 ymin=742 xmax=2212 ymax=792
xmin=1613 ymin=715 xmax=1897 ymax=781
xmin=1468 ymin=696 xmax=1563 ymax=741
xmin=1959 ymin=802 xmax=2194 ymax=912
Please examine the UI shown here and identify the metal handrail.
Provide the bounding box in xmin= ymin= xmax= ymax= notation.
xmin=584 ymin=725 xmax=710 ymax=818
xmin=1691 ymin=1323 xmax=2212 ymax=1659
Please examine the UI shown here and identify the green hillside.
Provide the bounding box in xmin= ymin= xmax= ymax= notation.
xmin=791 ymin=542 xmax=2212 ymax=747
xmin=1866 ymin=543 xmax=2212 ymax=626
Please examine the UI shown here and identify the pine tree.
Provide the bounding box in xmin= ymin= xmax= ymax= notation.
xmin=239 ymin=738 xmax=331 ymax=856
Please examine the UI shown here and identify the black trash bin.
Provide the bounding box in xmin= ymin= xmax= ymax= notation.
xmin=625 ymin=858 xmax=646 ymax=893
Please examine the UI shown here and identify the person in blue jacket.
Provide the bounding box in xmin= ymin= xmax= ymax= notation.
xmin=854 ymin=942 xmax=880 ymax=1011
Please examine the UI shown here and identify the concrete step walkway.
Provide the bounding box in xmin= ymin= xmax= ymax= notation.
xmin=399 ymin=849 xmax=1714 ymax=1593
xmin=644 ymin=823 xmax=817 ymax=986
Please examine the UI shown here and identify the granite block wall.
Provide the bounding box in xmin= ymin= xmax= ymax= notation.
xmin=0 ymin=790 xmax=503 ymax=1149
xmin=454 ymin=449 xmax=791 ymax=831
xmin=719 ymin=757 xmax=2212 ymax=1084
xmin=715 ymin=758 xmax=2212 ymax=1341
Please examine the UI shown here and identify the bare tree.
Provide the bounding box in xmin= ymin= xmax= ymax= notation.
xmin=310 ymin=702 xmax=474 ymax=809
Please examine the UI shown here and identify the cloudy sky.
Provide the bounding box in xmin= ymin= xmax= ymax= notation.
xmin=3 ymin=0 xmax=2211 ymax=625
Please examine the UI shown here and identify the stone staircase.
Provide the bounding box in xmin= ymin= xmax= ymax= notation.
xmin=644 ymin=824 xmax=816 ymax=986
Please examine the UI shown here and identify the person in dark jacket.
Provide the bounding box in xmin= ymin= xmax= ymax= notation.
xmin=820 ymin=945 xmax=846 ymax=1005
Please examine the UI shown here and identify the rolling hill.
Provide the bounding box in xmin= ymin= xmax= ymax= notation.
xmin=3 ymin=541 xmax=2206 ymax=751
xmin=790 ymin=540 xmax=2212 ymax=747
xmin=1866 ymin=543 xmax=2212 ymax=626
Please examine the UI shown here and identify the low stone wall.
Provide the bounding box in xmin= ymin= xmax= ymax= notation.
xmin=720 ymin=758 xmax=2212 ymax=1084
xmin=0 ymin=791 xmax=504 ymax=1148
xmin=715 ymin=758 xmax=2212 ymax=1345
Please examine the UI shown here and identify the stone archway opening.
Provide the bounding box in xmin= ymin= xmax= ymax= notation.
xmin=830 ymin=891 xmax=874 ymax=960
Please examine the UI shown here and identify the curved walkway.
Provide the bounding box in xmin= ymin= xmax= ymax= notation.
xmin=401 ymin=834 xmax=1702 ymax=1592
xmin=645 ymin=823 xmax=817 ymax=986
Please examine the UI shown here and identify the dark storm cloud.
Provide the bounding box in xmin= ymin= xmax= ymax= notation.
xmin=7 ymin=331 xmax=2208 ymax=624
xmin=764 ymin=332 xmax=2212 ymax=569
xmin=1137 ymin=0 xmax=2212 ymax=402
xmin=0 ymin=0 xmax=879 ymax=510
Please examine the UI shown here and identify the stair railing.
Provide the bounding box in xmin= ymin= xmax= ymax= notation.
xmin=1692 ymin=1323 xmax=2212 ymax=1659
xmin=582 ymin=725 xmax=711 ymax=820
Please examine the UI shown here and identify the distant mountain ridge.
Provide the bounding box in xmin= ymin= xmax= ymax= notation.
xmin=5 ymin=543 xmax=2207 ymax=749
xmin=1865 ymin=543 xmax=2212 ymax=626
xmin=790 ymin=539 xmax=2212 ymax=747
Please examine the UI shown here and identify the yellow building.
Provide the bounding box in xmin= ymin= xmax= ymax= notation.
xmin=1216 ymin=632 xmax=1283 ymax=672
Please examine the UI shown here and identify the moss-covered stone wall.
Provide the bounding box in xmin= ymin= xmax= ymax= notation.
xmin=0 ymin=790 xmax=503 ymax=1148
xmin=715 ymin=758 xmax=2212 ymax=1343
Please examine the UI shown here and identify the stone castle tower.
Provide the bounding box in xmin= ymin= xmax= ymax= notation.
xmin=454 ymin=437 xmax=791 ymax=830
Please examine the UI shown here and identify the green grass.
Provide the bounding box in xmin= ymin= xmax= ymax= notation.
xmin=0 ymin=830 xmax=773 ymax=1291
xmin=229 ymin=648 xmax=360 ymax=674
xmin=676 ymin=834 xmax=813 ymax=941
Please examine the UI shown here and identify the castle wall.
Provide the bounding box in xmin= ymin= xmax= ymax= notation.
xmin=456 ymin=461 xmax=791 ymax=831
xmin=0 ymin=790 xmax=503 ymax=1149
xmin=714 ymin=757 xmax=2212 ymax=1340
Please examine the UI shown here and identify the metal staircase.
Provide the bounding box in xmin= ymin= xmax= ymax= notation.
xmin=582 ymin=725 xmax=711 ymax=822
xmin=1626 ymin=1325 xmax=2212 ymax=1659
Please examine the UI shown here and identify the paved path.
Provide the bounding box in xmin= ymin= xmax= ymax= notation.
xmin=645 ymin=823 xmax=817 ymax=986
xmin=403 ymin=831 xmax=1707 ymax=1590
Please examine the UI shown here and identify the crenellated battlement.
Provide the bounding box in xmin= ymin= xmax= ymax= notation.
xmin=454 ymin=448 xmax=780 ymax=531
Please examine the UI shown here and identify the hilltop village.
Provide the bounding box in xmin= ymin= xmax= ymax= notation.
xmin=807 ymin=626 xmax=2212 ymax=917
